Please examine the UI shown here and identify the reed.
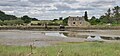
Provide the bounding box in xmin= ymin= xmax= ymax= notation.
xmin=0 ymin=42 xmax=120 ymax=56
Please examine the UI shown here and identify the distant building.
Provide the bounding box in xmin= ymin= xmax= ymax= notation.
xmin=68 ymin=16 xmax=90 ymax=27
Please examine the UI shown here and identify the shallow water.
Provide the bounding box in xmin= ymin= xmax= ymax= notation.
xmin=43 ymin=31 xmax=120 ymax=40
xmin=0 ymin=30 xmax=120 ymax=46
xmin=0 ymin=30 xmax=120 ymax=40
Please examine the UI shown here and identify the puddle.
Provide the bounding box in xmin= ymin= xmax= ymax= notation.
xmin=0 ymin=30 xmax=120 ymax=41
xmin=45 ymin=32 xmax=67 ymax=37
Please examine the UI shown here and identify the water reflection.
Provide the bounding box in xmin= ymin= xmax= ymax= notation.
xmin=63 ymin=32 xmax=88 ymax=38
xmin=43 ymin=32 xmax=67 ymax=37
xmin=43 ymin=31 xmax=120 ymax=40
xmin=101 ymin=36 xmax=120 ymax=40
xmin=86 ymin=35 xmax=103 ymax=41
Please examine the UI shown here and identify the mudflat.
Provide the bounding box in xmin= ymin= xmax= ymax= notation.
xmin=0 ymin=30 xmax=85 ymax=47
xmin=0 ymin=30 xmax=119 ymax=47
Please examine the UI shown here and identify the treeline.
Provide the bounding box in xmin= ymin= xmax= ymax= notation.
xmin=0 ymin=10 xmax=38 ymax=26
xmin=89 ymin=6 xmax=120 ymax=25
xmin=1 ymin=6 xmax=120 ymax=26
xmin=51 ymin=17 xmax=68 ymax=26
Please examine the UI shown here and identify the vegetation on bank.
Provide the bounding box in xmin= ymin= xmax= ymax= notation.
xmin=89 ymin=6 xmax=120 ymax=25
xmin=0 ymin=10 xmax=38 ymax=26
xmin=51 ymin=6 xmax=120 ymax=26
xmin=0 ymin=42 xmax=120 ymax=56
xmin=31 ymin=20 xmax=63 ymax=26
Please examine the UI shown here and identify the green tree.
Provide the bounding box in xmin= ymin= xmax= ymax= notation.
xmin=59 ymin=17 xmax=63 ymax=20
xmin=21 ymin=15 xmax=32 ymax=23
xmin=0 ymin=20 xmax=3 ymax=26
xmin=107 ymin=8 xmax=111 ymax=16
xmin=0 ymin=10 xmax=17 ymax=21
xmin=53 ymin=19 xmax=58 ymax=21
xmin=14 ymin=19 xmax=24 ymax=25
xmin=0 ymin=10 xmax=5 ymax=15
xmin=113 ymin=6 xmax=120 ymax=18
xmin=112 ymin=6 xmax=120 ymax=24
xmin=3 ymin=19 xmax=24 ymax=26
xmin=99 ymin=15 xmax=109 ymax=24
xmin=104 ymin=8 xmax=112 ymax=23
xmin=32 ymin=18 xmax=39 ymax=21
xmin=63 ymin=17 xmax=68 ymax=26
xmin=84 ymin=11 xmax=88 ymax=21
xmin=4 ymin=20 xmax=13 ymax=25
xmin=89 ymin=16 xmax=99 ymax=25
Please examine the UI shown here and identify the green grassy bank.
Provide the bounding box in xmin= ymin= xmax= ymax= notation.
xmin=0 ymin=42 xmax=120 ymax=56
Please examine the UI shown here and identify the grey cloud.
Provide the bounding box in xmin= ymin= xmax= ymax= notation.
xmin=29 ymin=0 xmax=55 ymax=4
xmin=0 ymin=7 xmax=14 ymax=11
xmin=0 ymin=2 xmax=23 ymax=7
xmin=74 ymin=8 xmax=94 ymax=10
xmin=60 ymin=0 xmax=78 ymax=4
xmin=0 ymin=0 xmax=119 ymax=20
xmin=93 ymin=0 xmax=116 ymax=4
xmin=54 ymin=4 xmax=71 ymax=11
xmin=0 ymin=0 xmax=34 ymax=7
xmin=90 ymin=0 xmax=116 ymax=7
xmin=52 ymin=3 xmax=94 ymax=11
xmin=0 ymin=2 xmax=15 ymax=6
xmin=29 ymin=0 xmax=78 ymax=4
xmin=0 ymin=0 xmax=20 ymax=2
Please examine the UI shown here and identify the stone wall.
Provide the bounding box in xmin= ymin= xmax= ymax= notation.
xmin=68 ymin=16 xmax=90 ymax=27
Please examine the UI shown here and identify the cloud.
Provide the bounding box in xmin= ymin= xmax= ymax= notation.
xmin=0 ymin=0 xmax=119 ymax=20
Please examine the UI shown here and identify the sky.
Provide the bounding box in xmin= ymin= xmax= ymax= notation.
xmin=0 ymin=0 xmax=120 ymax=20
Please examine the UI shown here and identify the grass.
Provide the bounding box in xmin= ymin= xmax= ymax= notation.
xmin=0 ymin=42 xmax=120 ymax=56
xmin=31 ymin=20 xmax=63 ymax=25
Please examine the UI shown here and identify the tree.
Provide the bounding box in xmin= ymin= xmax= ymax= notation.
xmin=84 ymin=11 xmax=88 ymax=21
xmin=0 ymin=11 xmax=17 ymax=21
xmin=5 ymin=15 xmax=17 ymax=20
xmin=0 ymin=10 xmax=5 ymax=15
xmin=105 ymin=8 xmax=112 ymax=23
xmin=0 ymin=10 xmax=36 ymax=25
xmin=3 ymin=19 xmax=24 ymax=26
xmin=113 ymin=6 xmax=120 ymax=18
xmin=63 ymin=17 xmax=68 ymax=26
xmin=107 ymin=8 xmax=111 ymax=16
xmin=14 ymin=19 xmax=24 ymax=25
xmin=59 ymin=17 xmax=63 ymax=20
xmin=99 ymin=15 xmax=109 ymax=24
xmin=21 ymin=15 xmax=32 ymax=23
xmin=0 ymin=20 xmax=3 ymax=26
xmin=32 ymin=18 xmax=39 ymax=21
xmin=4 ymin=20 xmax=14 ymax=25
xmin=53 ymin=19 xmax=58 ymax=21
xmin=89 ymin=16 xmax=99 ymax=25
xmin=112 ymin=6 xmax=120 ymax=24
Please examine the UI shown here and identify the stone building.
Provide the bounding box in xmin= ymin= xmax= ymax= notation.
xmin=68 ymin=16 xmax=90 ymax=27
